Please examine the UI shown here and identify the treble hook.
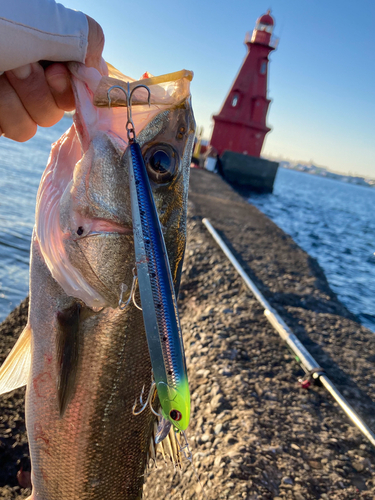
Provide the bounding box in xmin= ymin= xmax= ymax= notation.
xmin=132 ymin=381 xmax=161 ymax=417
xmin=119 ymin=267 xmax=142 ymax=310
xmin=177 ymin=430 xmax=192 ymax=461
xmin=107 ymin=83 xmax=151 ymax=142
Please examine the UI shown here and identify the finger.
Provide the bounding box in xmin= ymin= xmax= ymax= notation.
xmin=45 ymin=64 xmax=75 ymax=111
xmin=6 ymin=63 xmax=64 ymax=128
xmin=0 ymin=74 xmax=37 ymax=142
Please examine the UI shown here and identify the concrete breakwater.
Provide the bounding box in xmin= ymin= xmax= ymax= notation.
xmin=1 ymin=169 xmax=375 ymax=499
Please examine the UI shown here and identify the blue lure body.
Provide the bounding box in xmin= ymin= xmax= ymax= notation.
xmin=128 ymin=141 xmax=190 ymax=432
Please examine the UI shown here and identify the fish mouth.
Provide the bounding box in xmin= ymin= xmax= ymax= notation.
xmin=73 ymin=219 xmax=133 ymax=240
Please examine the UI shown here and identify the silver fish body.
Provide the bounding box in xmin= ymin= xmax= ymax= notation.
xmin=25 ymin=99 xmax=195 ymax=499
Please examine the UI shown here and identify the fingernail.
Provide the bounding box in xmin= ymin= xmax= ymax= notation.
xmin=11 ymin=64 xmax=32 ymax=80
xmin=47 ymin=74 xmax=69 ymax=93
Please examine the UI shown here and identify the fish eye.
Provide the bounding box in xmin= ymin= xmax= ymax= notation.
xmin=170 ymin=409 xmax=182 ymax=421
xmin=143 ymin=144 xmax=178 ymax=184
xmin=150 ymin=151 xmax=171 ymax=173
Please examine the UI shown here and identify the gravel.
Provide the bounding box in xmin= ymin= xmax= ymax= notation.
xmin=1 ymin=169 xmax=375 ymax=499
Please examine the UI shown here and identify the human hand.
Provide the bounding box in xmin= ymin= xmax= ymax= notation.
xmin=0 ymin=15 xmax=104 ymax=142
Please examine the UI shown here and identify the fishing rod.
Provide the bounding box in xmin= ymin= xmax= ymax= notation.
xmin=202 ymin=217 xmax=375 ymax=449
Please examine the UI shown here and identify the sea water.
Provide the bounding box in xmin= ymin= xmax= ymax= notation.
xmin=0 ymin=116 xmax=72 ymax=321
xmin=0 ymin=125 xmax=374 ymax=332
xmin=250 ymin=167 xmax=375 ymax=331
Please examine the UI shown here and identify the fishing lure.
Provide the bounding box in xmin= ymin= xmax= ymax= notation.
xmin=108 ymin=84 xmax=190 ymax=434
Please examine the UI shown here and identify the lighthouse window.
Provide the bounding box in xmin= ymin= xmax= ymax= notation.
xmin=232 ymin=95 xmax=238 ymax=107
xmin=258 ymin=23 xmax=273 ymax=34
xmin=260 ymin=61 xmax=267 ymax=74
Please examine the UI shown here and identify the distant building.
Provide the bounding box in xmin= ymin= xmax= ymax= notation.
xmin=210 ymin=11 xmax=277 ymax=157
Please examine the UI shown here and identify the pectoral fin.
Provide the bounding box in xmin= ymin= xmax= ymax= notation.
xmin=0 ymin=325 xmax=32 ymax=395
xmin=56 ymin=303 xmax=81 ymax=417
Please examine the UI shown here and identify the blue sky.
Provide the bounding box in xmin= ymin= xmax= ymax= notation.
xmin=64 ymin=0 xmax=375 ymax=178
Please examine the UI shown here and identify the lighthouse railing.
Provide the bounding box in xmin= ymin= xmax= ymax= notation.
xmin=244 ymin=31 xmax=279 ymax=49
xmin=270 ymin=36 xmax=279 ymax=49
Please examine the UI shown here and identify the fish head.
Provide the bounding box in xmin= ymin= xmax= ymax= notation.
xmin=57 ymin=97 xmax=195 ymax=308
xmin=157 ymin=379 xmax=191 ymax=432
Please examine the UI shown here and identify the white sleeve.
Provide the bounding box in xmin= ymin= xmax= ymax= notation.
xmin=0 ymin=0 xmax=89 ymax=72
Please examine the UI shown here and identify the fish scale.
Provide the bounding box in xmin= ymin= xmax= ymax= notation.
xmin=27 ymin=240 xmax=154 ymax=499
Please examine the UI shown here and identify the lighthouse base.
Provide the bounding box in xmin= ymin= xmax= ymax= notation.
xmin=218 ymin=151 xmax=279 ymax=194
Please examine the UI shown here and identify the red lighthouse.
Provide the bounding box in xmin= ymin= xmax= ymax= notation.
xmin=210 ymin=11 xmax=277 ymax=157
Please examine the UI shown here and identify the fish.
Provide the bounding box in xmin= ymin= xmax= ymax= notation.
xmin=0 ymin=63 xmax=195 ymax=499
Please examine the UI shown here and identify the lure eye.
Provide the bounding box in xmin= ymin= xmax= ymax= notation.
xmin=170 ymin=409 xmax=182 ymax=421
xmin=143 ymin=143 xmax=178 ymax=184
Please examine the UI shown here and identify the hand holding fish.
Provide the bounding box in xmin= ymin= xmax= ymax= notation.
xmin=0 ymin=9 xmax=104 ymax=142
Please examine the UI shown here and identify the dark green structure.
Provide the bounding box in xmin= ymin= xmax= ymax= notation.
xmin=219 ymin=150 xmax=279 ymax=193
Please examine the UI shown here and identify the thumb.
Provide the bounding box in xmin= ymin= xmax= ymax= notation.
xmin=84 ymin=16 xmax=105 ymax=71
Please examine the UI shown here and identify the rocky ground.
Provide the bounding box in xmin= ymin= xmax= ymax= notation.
xmin=0 ymin=300 xmax=30 ymax=499
xmin=1 ymin=169 xmax=375 ymax=499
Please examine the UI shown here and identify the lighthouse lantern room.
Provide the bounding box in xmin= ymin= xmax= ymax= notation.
xmin=210 ymin=11 xmax=277 ymax=158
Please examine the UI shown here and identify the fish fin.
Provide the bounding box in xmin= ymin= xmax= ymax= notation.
xmin=149 ymin=414 xmax=181 ymax=469
xmin=0 ymin=324 xmax=32 ymax=395
xmin=148 ymin=422 xmax=157 ymax=466
xmin=106 ymin=62 xmax=132 ymax=80
xmin=56 ymin=303 xmax=81 ymax=417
